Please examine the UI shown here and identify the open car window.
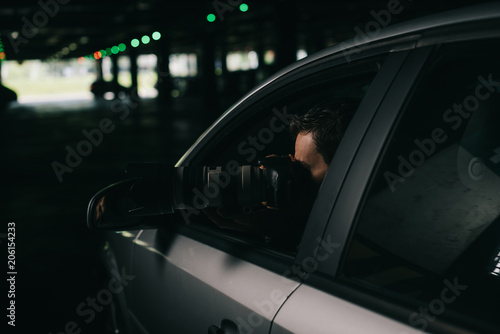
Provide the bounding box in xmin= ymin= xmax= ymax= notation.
xmin=179 ymin=56 xmax=386 ymax=255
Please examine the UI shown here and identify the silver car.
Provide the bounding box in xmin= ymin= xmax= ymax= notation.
xmin=87 ymin=3 xmax=500 ymax=333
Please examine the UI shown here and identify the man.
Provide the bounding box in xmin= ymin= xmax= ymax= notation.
xmin=289 ymin=97 xmax=359 ymax=185
xmin=205 ymin=97 xmax=360 ymax=248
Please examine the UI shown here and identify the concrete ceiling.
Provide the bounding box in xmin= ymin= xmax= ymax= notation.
xmin=0 ymin=0 xmax=491 ymax=62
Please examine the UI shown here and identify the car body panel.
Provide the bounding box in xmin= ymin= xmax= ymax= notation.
xmin=271 ymin=284 xmax=422 ymax=334
xmin=105 ymin=230 xmax=140 ymax=313
xmin=99 ymin=239 xmax=136 ymax=333
xmin=129 ymin=229 xmax=300 ymax=333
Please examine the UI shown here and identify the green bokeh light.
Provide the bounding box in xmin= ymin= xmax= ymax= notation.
xmin=141 ymin=35 xmax=150 ymax=44
xmin=118 ymin=43 xmax=126 ymax=52
xmin=131 ymin=38 xmax=140 ymax=47
xmin=239 ymin=3 xmax=248 ymax=12
xmin=207 ymin=13 xmax=216 ymax=22
xmin=152 ymin=31 xmax=161 ymax=40
xmin=111 ymin=46 xmax=119 ymax=54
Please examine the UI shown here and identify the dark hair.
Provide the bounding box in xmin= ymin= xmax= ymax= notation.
xmin=289 ymin=97 xmax=360 ymax=164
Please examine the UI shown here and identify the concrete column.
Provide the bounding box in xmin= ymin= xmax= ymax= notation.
xmin=274 ymin=2 xmax=297 ymax=71
xmin=111 ymin=54 xmax=119 ymax=84
xmin=156 ymin=36 xmax=172 ymax=106
xmin=219 ymin=38 xmax=229 ymax=98
xmin=95 ymin=58 xmax=103 ymax=80
xmin=129 ymin=49 xmax=139 ymax=98
xmin=256 ymin=41 xmax=267 ymax=83
xmin=201 ymin=31 xmax=217 ymax=120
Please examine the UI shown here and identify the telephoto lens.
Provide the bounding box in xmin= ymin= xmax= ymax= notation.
xmin=125 ymin=157 xmax=310 ymax=215
xmin=171 ymin=165 xmax=267 ymax=210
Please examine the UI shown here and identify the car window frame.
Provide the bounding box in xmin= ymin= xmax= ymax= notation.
xmin=313 ymin=46 xmax=434 ymax=278
xmin=290 ymin=46 xmax=445 ymax=328
xmin=294 ymin=50 xmax=412 ymax=271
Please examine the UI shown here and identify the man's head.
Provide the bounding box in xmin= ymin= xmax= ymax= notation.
xmin=289 ymin=97 xmax=360 ymax=183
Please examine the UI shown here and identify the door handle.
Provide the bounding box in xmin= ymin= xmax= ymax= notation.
xmin=208 ymin=319 xmax=238 ymax=334
xmin=208 ymin=325 xmax=224 ymax=334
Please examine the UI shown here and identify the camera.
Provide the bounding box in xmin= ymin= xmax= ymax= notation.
xmin=125 ymin=155 xmax=311 ymax=216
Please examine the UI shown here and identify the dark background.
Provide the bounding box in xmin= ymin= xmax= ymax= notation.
xmin=0 ymin=0 xmax=493 ymax=333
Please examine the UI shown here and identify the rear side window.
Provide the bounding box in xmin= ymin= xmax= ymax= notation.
xmin=342 ymin=41 xmax=500 ymax=331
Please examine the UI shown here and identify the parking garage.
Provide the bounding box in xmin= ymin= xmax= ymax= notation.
xmin=0 ymin=0 xmax=490 ymax=332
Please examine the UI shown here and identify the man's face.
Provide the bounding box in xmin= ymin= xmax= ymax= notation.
xmin=294 ymin=131 xmax=329 ymax=184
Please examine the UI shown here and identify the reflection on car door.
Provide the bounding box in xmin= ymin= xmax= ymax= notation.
xmin=129 ymin=229 xmax=300 ymax=333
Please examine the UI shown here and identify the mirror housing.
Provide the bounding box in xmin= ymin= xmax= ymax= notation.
xmin=86 ymin=178 xmax=176 ymax=231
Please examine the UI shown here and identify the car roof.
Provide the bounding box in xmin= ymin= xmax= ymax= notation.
xmin=177 ymin=2 xmax=500 ymax=166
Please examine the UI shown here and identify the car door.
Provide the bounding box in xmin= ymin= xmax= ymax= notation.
xmin=125 ymin=44 xmax=397 ymax=334
xmin=272 ymin=36 xmax=500 ymax=333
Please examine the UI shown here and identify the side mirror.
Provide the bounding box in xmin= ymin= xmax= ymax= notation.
xmin=86 ymin=178 xmax=175 ymax=231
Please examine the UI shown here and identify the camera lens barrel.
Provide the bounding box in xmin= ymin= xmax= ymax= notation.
xmin=238 ymin=165 xmax=266 ymax=206
xmin=126 ymin=158 xmax=302 ymax=215
xmin=171 ymin=165 xmax=266 ymax=210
